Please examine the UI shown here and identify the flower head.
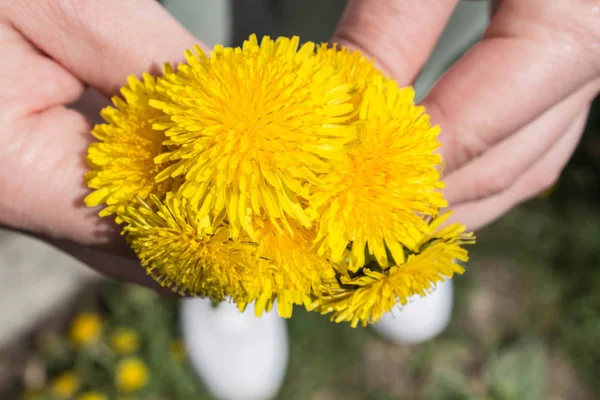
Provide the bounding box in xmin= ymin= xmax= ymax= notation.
xmin=243 ymin=218 xmax=332 ymax=317
xmin=70 ymin=313 xmax=102 ymax=347
xmin=85 ymin=73 xmax=175 ymax=221
xmin=115 ymin=358 xmax=149 ymax=393
xmin=151 ymin=35 xmax=357 ymax=239
xmin=111 ymin=328 xmax=140 ymax=355
xmin=122 ymin=193 xmax=254 ymax=300
xmin=85 ymin=34 xmax=474 ymax=326
xmin=77 ymin=392 xmax=109 ymax=400
xmin=315 ymin=43 xmax=384 ymax=108
xmin=311 ymin=80 xmax=446 ymax=271
xmin=310 ymin=214 xmax=475 ymax=327
xmin=122 ymin=193 xmax=330 ymax=317
xmin=50 ymin=372 xmax=80 ymax=399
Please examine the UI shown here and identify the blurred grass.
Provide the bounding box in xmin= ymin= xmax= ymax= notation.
xmin=16 ymin=96 xmax=600 ymax=399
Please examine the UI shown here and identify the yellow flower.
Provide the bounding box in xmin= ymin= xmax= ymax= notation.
xmin=122 ymin=193 xmax=328 ymax=318
xmin=122 ymin=193 xmax=254 ymax=299
xmin=169 ymin=339 xmax=186 ymax=361
xmin=50 ymin=372 xmax=80 ymax=399
xmin=310 ymin=214 xmax=475 ymax=327
xmin=70 ymin=313 xmax=102 ymax=347
xmin=115 ymin=358 xmax=149 ymax=393
xmin=111 ymin=328 xmax=140 ymax=355
xmin=77 ymin=391 xmax=109 ymax=400
xmin=311 ymin=80 xmax=447 ymax=271
xmin=246 ymin=218 xmax=331 ymax=317
xmin=85 ymin=73 xmax=175 ymax=221
xmin=151 ymin=34 xmax=357 ymax=239
xmin=85 ymin=34 xmax=475 ymax=326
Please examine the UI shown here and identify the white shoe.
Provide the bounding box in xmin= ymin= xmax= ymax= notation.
xmin=180 ymin=298 xmax=289 ymax=400
xmin=371 ymin=279 xmax=454 ymax=345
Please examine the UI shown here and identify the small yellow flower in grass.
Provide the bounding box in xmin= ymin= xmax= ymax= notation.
xmin=70 ymin=313 xmax=102 ymax=347
xmin=111 ymin=328 xmax=140 ymax=355
xmin=151 ymin=34 xmax=357 ymax=238
xmin=50 ymin=372 xmax=80 ymax=399
xmin=169 ymin=339 xmax=186 ymax=361
xmin=310 ymin=214 xmax=475 ymax=327
xmin=115 ymin=358 xmax=149 ymax=393
xmin=77 ymin=391 xmax=109 ymax=400
xmin=85 ymin=73 xmax=176 ymax=221
xmin=311 ymin=81 xmax=447 ymax=271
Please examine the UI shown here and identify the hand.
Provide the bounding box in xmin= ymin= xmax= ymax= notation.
xmin=0 ymin=0 xmax=202 ymax=287
xmin=333 ymin=0 xmax=600 ymax=230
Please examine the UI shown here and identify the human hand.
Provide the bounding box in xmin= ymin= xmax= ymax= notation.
xmin=0 ymin=0 xmax=202 ymax=287
xmin=333 ymin=0 xmax=600 ymax=230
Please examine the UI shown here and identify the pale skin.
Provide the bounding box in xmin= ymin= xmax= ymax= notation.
xmin=0 ymin=0 xmax=598 ymax=287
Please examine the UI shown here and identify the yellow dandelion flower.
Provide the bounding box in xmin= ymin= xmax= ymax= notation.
xmin=169 ymin=339 xmax=186 ymax=361
xmin=77 ymin=391 xmax=109 ymax=400
xmin=315 ymin=43 xmax=384 ymax=107
xmin=84 ymin=34 xmax=475 ymax=326
xmin=311 ymin=80 xmax=447 ymax=271
xmin=310 ymin=214 xmax=475 ymax=327
xmin=123 ymin=192 xmax=329 ymax=318
xmin=50 ymin=372 xmax=80 ymax=399
xmin=150 ymin=34 xmax=357 ymax=238
xmin=70 ymin=313 xmax=102 ymax=347
xmin=115 ymin=358 xmax=149 ymax=393
xmin=245 ymin=219 xmax=332 ymax=318
xmin=111 ymin=328 xmax=140 ymax=355
xmin=85 ymin=73 xmax=175 ymax=220
xmin=122 ymin=193 xmax=254 ymax=299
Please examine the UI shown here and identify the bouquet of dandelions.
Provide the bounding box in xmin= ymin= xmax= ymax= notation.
xmin=85 ymin=35 xmax=474 ymax=327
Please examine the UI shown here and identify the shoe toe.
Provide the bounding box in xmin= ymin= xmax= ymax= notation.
xmin=181 ymin=298 xmax=288 ymax=400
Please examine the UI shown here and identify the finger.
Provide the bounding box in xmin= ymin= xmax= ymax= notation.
xmin=448 ymin=107 xmax=589 ymax=232
xmin=423 ymin=0 xmax=600 ymax=171
xmin=332 ymin=0 xmax=459 ymax=84
xmin=0 ymin=22 xmax=116 ymax=245
xmin=443 ymin=80 xmax=600 ymax=205
xmin=7 ymin=0 xmax=202 ymax=97
xmin=0 ymin=23 xmax=84 ymax=120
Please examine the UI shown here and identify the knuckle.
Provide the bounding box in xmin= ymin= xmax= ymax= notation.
xmin=442 ymin=127 xmax=490 ymax=171
xmin=474 ymin=168 xmax=517 ymax=199
xmin=454 ymin=130 xmax=490 ymax=168
xmin=429 ymin=99 xmax=491 ymax=172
